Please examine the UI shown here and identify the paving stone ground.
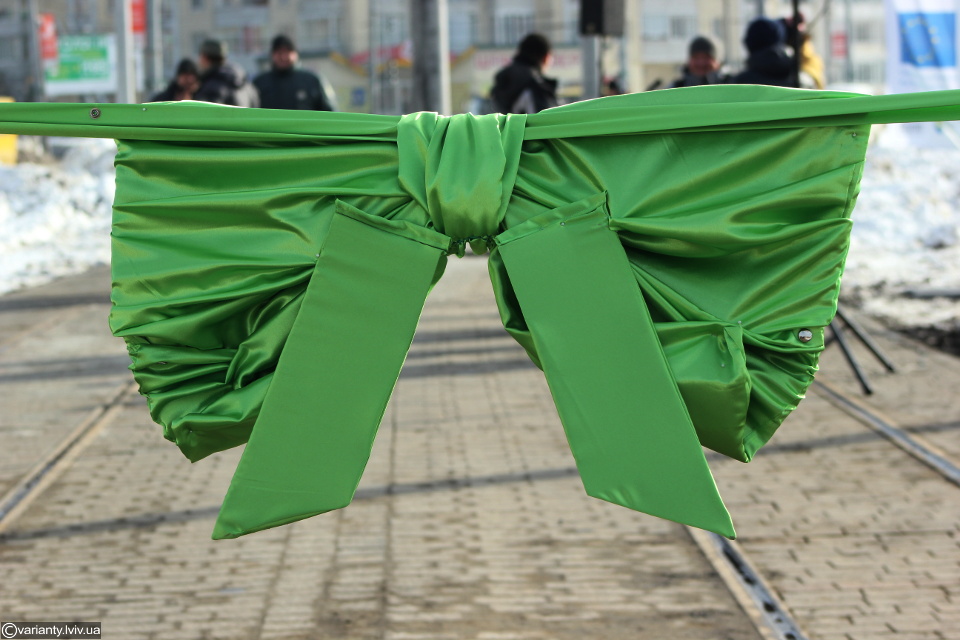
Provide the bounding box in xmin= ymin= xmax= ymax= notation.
xmin=710 ymin=311 xmax=960 ymax=640
xmin=818 ymin=314 xmax=960 ymax=463
xmin=0 ymin=267 xmax=129 ymax=498
xmin=0 ymin=258 xmax=958 ymax=640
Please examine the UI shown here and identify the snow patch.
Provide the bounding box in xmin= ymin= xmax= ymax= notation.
xmin=0 ymin=138 xmax=116 ymax=295
xmin=846 ymin=140 xmax=960 ymax=332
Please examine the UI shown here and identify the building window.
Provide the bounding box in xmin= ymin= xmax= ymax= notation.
xmin=302 ymin=18 xmax=335 ymax=49
xmin=643 ymin=14 xmax=695 ymax=41
xmin=0 ymin=37 xmax=16 ymax=59
xmin=380 ymin=12 xmax=408 ymax=47
xmin=241 ymin=25 xmax=261 ymax=53
xmin=712 ymin=17 xmax=725 ymax=39
xmin=220 ymin=29 xmax=241 ymax=55
xmin=669 ymin=15 xmax=696 ymax=40
xmin=642 ymin=15 xmax=669 ymax=41
xmin=192 ymin=32 xmax=207 ymax=53
xmin=854 ymin=62 xmax=883 ymax=83
xmin=450 ymin=12 xmax=478 ymax=53
xmin=853 ymin=20 xmax=879 ymax=43
xmin=560 ymin=0 xmax=579 ymax=43
xmin=495 ymin=12 xmax=535 ymax=46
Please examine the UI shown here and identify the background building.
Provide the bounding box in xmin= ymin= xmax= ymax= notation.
xmin=0 ymin=0 xmax=891 ymax=109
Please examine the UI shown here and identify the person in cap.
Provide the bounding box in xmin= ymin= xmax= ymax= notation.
xmin=194 ymin=38 xmax=260 ymax=108
xmin=730 ymin=18 xmax=794 ymax=87
xmin=151 ymin=58 xmax=200 ymax=102
xmin=253 ymin=35 xmax=336 ymax=111
xmin=669 ymin=36 xmax=730 ymax=88
xmin=490 ymin=33 xmax=559 ymax=114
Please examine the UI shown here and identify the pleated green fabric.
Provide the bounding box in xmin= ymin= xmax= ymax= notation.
xmin=2 ymin=85 xmax=958 ymax=539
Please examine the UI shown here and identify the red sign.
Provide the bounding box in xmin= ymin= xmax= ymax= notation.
xmin=350 ymin=42 xmax=414 ymax=67
xmin=131 ymin=0 xmax=146 ymax=34
xmin=38 ymin=13 xmax=58 ymax=62
xmin=832 ymin=32 xmax=847 ymax=59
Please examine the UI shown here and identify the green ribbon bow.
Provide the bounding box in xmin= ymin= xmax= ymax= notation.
xmin=3 ymin=85 xmax=959 ymax=540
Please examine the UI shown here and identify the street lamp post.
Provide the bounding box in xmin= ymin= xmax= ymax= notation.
xmin=115 ymin=0 xmax=137 ymax=103
xmin=24 ymin=0 xmax=44 ymax=100
xmin=410 ymin=0 xmax=451 ymax=114
xmin=146 ymin=0 xmax=164 ymax=96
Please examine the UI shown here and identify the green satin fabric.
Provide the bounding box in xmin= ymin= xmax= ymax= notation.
xmin=3 ymin=85 xmax=959 ymax=539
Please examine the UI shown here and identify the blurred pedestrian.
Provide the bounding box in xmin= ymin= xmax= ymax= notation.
xmin=730 ymin=18 xmax=794 ymax=87
xmin=603 ymin=77 xmax=625 ymax=96
xmin=669 ymin=36 xmax=730 ymax=88
xmin=194 ymin=39 xmax=259 ymax=108
xmin=781 ymin=14 xmax=825 ymax=89
xmin=151 ymin=58 xmax=200 ymax=102
xmin=254 ymin=35 xmax=336 ymax=111
xmin=490 ymin=33 xmax=558 ymax=114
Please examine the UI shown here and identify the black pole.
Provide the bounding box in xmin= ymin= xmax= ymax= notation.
xmin=792 ymin=0 xmax=802 ymax=88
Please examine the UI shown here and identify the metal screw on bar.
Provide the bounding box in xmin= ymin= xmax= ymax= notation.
xmin=90 ymin=108 xmax=101 ymax=119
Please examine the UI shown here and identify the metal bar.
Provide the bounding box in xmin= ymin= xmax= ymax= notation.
xmin=791 ymin=0 xmax=801 ymax=87
xmin=689 ymin=528 xmax=810 ymax=640
xmin=815 ymin=380 xmax=960 ymax=487
xmin=0 ymin=383 xmax=136 ymax=533
xmin=581 ymin=35 xmax=601 ymax=99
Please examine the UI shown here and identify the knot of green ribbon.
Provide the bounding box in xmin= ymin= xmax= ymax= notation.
xmin=397 ymin=111 xmax=527 ymax=256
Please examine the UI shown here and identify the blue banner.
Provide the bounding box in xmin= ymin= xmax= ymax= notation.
xmin=899 ymin=12 xmax=957 ymax=67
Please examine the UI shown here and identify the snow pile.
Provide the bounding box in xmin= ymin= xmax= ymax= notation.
xmin=845 ymin=139 xmax=960 ymax=332
xmin=0 ymin=138 xmax=116 ymax=295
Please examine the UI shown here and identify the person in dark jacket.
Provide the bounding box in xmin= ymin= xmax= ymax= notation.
xmin=730 ymin=18 xmax=794 ymax=87
xmin=194 ymin=39 xmax=259 ymax=108
xmin=490 ymin=33 xmax=558 ymax=114
xmin=669 ymin=36 xmax=730 ymax=88
xmin=151 ymin=58 xmax=200 ymax=102
xmin=254 ymin=35 xmax=336 ymax=111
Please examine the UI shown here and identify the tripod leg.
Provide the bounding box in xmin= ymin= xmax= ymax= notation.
xmin=829 ymin=320 xmax=874 ymax=395
xmin=835 ymin=307 xmax=897 ymax=372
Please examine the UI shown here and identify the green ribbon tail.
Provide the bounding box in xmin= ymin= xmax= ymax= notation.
xmin=495 ymin=201 xmax=736 ymax=539
xmin=212 ymin=204 xmax=448 ymax=539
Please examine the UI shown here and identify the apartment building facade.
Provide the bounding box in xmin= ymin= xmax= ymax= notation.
xmin=0 ymin=0 xmax=889 ymax=109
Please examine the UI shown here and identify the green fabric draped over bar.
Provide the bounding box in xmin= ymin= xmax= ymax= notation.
xmin=2 ymin=85 xmax=959 ymax=539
